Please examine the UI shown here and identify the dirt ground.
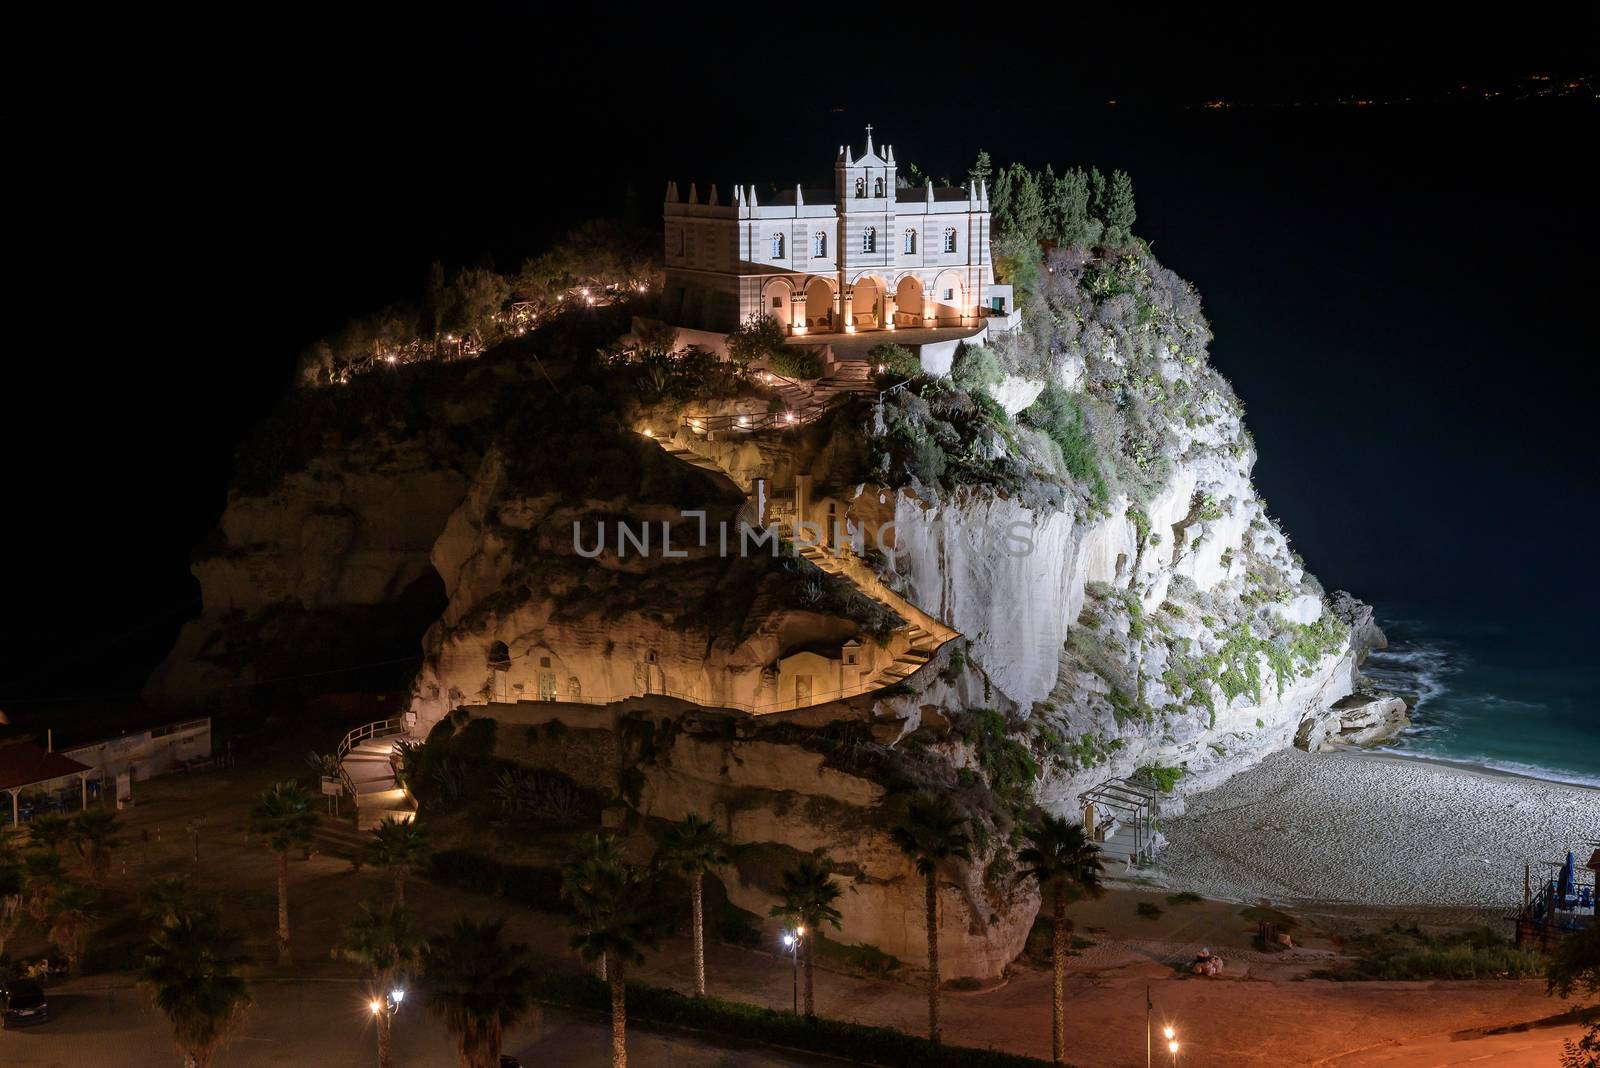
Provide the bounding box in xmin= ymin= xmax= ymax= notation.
xmin=2 ymin=726 xmax=1587 ymax=1066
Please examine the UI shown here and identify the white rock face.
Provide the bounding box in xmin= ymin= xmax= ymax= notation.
xmin=990 ymin=374 xmax=1045 ymax=417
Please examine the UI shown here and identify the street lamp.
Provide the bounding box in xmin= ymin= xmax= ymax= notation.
xmin=781 ymin=927 xmax=804 ymax=1014
xmin=1168 ymin=1038 xmax=1179 ymax=1065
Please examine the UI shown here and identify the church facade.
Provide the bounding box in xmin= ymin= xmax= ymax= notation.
xmin=661 ymin=130 xmax=1004 ymax=336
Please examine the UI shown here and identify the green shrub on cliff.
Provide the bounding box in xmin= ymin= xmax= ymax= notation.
xmin=868 ymin=342 xmax=921 ymax=379
xmin=951 ymin=343 xmax=1003 ymax=394
xmin=1021 ymin=384 xmax=1109 ymax=506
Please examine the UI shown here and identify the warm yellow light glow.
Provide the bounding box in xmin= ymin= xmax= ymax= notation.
xmin=1163 ymin=1027 xmax=1174 ymax=1040
xmin=643 ymin=428 xmax=654 ymax=438
xmin=370 ymin=1000 xmax=383 ymax=1015
xmin=1168 ymin=1040 xmax=1179 ymax=1055
xmin=796 ymin=925 xmax=805 ymax=936
xmin=785 ymin=412 xmax=796 ymax=424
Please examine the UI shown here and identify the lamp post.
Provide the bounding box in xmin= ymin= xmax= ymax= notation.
xmin=782 ymin=929 xmax=802 ymax=1014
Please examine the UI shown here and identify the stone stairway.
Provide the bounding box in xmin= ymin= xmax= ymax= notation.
xmin=793 ymin=540 xmax=942 ymax=688
xmin=1094 ymin=820 xmax=1144 ymax=869
xmin=658 ymin=440 xmax=727 ymax=475
xmin=764 ymin=373 xmax=814 ymax=411
xmin=810 ymin=360 xmax=875 ymax=403
xmin=340 ymin=735 xmax=414 ymax=830
xmin=645 ymin=428 xmax=960 ymax=710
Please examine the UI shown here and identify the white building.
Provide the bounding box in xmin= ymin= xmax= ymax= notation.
xmin=662 ymin=129 xmax=1011 ymax=337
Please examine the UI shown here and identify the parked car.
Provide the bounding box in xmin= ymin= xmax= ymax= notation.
xmin=1 ymin=978 xmax=48 ymax=1027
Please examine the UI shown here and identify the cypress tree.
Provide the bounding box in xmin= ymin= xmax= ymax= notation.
xmin=1051 ymin=167 xmax=1092 ymax=247
xmin=1008 ymin=162 xmax=1046 ymax=243
xmin=968 ymin=149 xmax=993 ymax=187
xmin=1105 ymin=170 xmax=1137 ymax=245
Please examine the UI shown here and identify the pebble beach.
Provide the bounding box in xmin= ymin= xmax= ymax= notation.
xmin=1155 ymin=747 xmax=1600 ymax=907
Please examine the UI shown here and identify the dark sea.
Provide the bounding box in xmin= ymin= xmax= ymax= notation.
xmin=1364 ymin=608 xmax=1600 ymax=786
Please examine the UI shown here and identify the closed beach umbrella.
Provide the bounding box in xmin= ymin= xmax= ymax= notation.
xmin=1560 ymin=852 xmax=1576 ymax=901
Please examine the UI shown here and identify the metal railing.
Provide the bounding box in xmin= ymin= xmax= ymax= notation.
xmin=681 ymin=407 xmax=824 ymax=434
xmin=1079 ymin=777 xmax=1160 ymax=866
xmin=334 ymin=719 xmax=409 ymax=805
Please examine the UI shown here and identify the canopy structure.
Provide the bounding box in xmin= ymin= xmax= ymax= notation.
xmin=0 ymin=741 xmax=92 ymax=826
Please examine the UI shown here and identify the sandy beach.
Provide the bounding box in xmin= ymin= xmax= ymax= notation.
xmin=1155 ymin=747 xmax=1600 ymax=907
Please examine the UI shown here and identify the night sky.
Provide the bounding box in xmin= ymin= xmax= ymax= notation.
xmin=3 ymin=12 xmax=1595 ymax=717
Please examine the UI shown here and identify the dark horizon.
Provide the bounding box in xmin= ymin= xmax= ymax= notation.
xmin=2 ymin=13 xmax=1595 ymax=714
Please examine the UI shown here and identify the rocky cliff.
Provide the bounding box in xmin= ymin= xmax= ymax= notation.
xmin=151 ymin=246 xmax=1397 ymax=979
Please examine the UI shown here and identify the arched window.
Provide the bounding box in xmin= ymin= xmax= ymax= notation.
xmin=861 ymin=227 xmax=877 ymax=253
xmin=488 ymin=641 xmax=511 ymax=670
xmin=873 ymin=176 xmax=885 ymax=197
xmin=855 ymin=177 xmax=865 ymax=198
xmin=903 ymin=230 xmax=917 ymax=254
xmin=942 ymin=227 xmax=957 ymax=253
xmin=813 ymin=232 xmax=827 ymax=257
xmin=771 ymin=233 xmax=784 ymax=259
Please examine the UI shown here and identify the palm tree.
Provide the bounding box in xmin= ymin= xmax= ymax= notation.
xmin=71 ymin=807 xmax=123 ymax=883
xmin=366 ymin=817 xmax=431 ymax=907
xmin=248 ymin=780 xmax=317 ymax=965
xmin=0 ymin=839 xmax=25 ymax=958
xmin=423 ymin=916 xmax=539 ymax=1068
xmin=141 ymin=907 xmax=253 ymax=1068
xmin=890 ymin=792 xmax=972 ymax=1046
xmin=1018 ymin=815 xmax=1106 ymax=1066
xmin=336 ymin=902 xmax=426 ymax=1068
xmin=562 ymin=835 xmax=670 ymax=1068
xmin=655 ymin=813 xmax=730 ymax=997
xmin=139 ymin=874 xmax=202 ymax=926
xmin=23 ymin=848 xmax=64 ymax=921
xmin=27 ymin=811 xmax=73 ymax=853
xmin=48 ymin=878 xmax=99 ymax=974
xmin=769 ymin=852 xmax=843 ymax=1018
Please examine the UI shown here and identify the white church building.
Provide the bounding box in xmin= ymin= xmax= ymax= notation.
xmin=661 ymin=129 xmax=1010 ymax=337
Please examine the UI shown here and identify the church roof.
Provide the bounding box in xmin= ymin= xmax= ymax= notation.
xmin=767 ymin=187 xmax=834 ymax=206
xmin=896 ymin=186 xmax=970 ymax=203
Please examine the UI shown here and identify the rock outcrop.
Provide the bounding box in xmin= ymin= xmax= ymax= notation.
xmin=152 ymin=243 xmax=1398 ymax=980
xmin=1295 ymin=690 xmax=1411 ymax=751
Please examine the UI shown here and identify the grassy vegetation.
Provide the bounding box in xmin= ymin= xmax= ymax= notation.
xmin=1136 ymin=902 xmax=1163 ymax=920
xmin=1165 ymin=892 xmax=1203 ymax=906
xmin=953 ymin=708 xmax=1040 ymax=814
xmin=1136 ymin=764 xmax=1185 ymax=793
xmin=1322 ymin=924 xmax=1546 ymax=981
xmin=531 ymin=972 xmax=1060 ymax=1067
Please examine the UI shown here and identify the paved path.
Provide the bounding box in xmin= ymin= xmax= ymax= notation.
xmin=0 ymin=979 xmax=834 ymax=1067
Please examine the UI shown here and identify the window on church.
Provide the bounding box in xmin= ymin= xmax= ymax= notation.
xmin=771 ymin=233 xmax=784 ymax=259
xmin=771 ymin=296 xmax=782 ymax=309
xmin=855 ymin=177 xmax=865 ymax=198
xmin=862 ymin=227 xmax=876 ymax=253
xmin=874 ymin=176 xmax=885 ymax=197
xmin=942 ymin=228 xmax=957 ymax=253
xmin=813 ymin=232 xmax=827 ymax=257
xmin=903 ymin=230 xmax=917 ymax=254
xmin=942 ymin=288 xmax=954 ymax=301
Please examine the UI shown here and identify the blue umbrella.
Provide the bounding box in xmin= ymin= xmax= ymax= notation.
xmin=1560 ymin=851 xmax=1577 ymax=903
